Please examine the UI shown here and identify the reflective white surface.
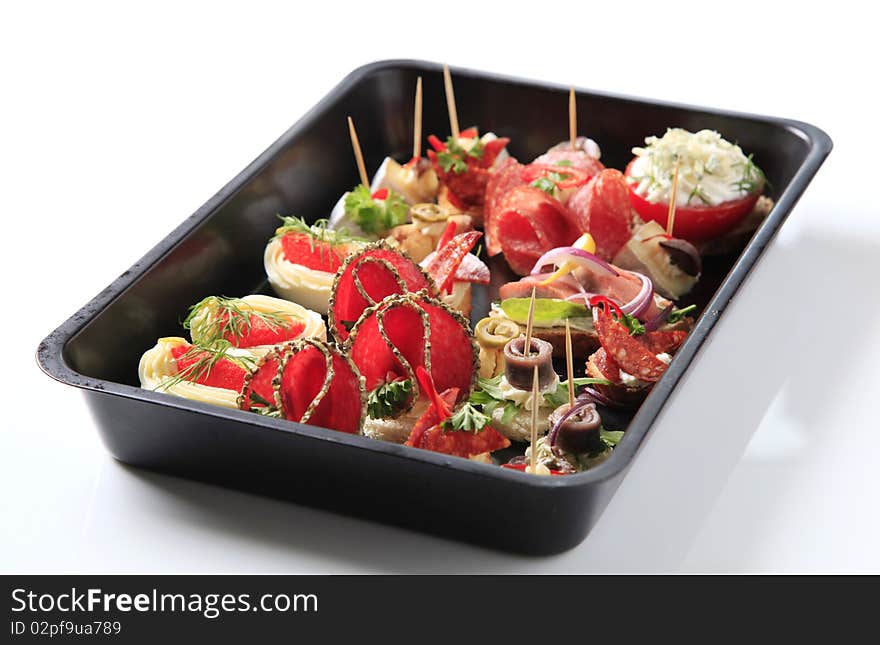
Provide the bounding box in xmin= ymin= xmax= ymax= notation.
xmin=4 ymin=1 xmax=877 ymax=573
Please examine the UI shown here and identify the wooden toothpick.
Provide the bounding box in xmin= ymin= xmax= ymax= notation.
xmin=565 ymin=319 xmax=575 ymax=409
xmin=666 ymin=159 xmax=681 ymax=237
xmin=569 ymin=87 xmax=577 ymax=150
xmin=523 ymin=286 xmax=537 ymax=358
xmin=443 ymin=63 xmax=460 ymax=140
xmin=347 ymin=116 xmax=370 ymax=188
xmin=530 ymin=365 xmax=539 ymax=474
xmin=413 ymin=76 xmax=423 ymax=161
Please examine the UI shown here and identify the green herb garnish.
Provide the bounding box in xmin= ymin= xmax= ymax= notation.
xmin=343 ymin=184 xmax=409 ymax=236
xmin=667 ymin=304 xmax=697 ymax=324
xmin=469 ymin=375 xmax=519 ymax=425
xmin=157 ymin=339 xmax=256 ymax=391
xmin=367 ymin=379 xmax=413 ymax=418
xmin=542 ymin=378 xmax=613 ymax=408
xmin=618 ymin=312 xmax=645 ymax=336
xmin=442 ymin=402 xmax=490 ymax=434
xmin=436 ymin=136 xmax=484 ymax=174
xmin=530 ymin=171 xmax=570 ymax=195
xmin=184 ymin=296 xmax=292 ymax=346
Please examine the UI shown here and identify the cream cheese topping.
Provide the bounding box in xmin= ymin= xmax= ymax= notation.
xmin=628 ymin=128 xmax=763 ymax=207
xmin=498 ymin=373 xmax=560 ymax=410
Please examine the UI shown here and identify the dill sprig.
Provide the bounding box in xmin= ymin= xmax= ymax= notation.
xmin=157 ymin=339 xmax=256 ymax=391
xmin=184 ymin=296 xmax=292 ymax=346
xmin=272 ymin=215 xmax=362 ymax=246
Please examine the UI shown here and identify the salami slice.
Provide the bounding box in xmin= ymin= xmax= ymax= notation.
xmin=532 ymin=149 xmax=605 ymax=175
xmin=484 ymin=158 xmax=526 ymax=255
xmin=330 ymin=242 xmax=434 ymax=342
xmin=239 ymin=350 xmax=284 ymax=413
xmin=495 ymin=185 xmax=581 ymax=276
xmin=277 ymin=339 xmax=365 ymax=434
xmin=405 ymin=387 xmax=459 ymax=449
xmin=593 ymin=306 xmax=668 ymax=382
xmin=642 ymin=329 xmax=689 ymax=355
xmin=348 ymin=292 xmax=478 ymax=414
xmin=423 ymin=230 xmax=483 ymax=293
xmin=568 ymin=169 xmax=635 ymax=261
xmin=418 ymin=421 xmax=511 ymax=458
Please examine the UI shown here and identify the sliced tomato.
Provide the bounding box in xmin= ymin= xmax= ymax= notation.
xmin=280 ymin=233 xmax=348 ymax=273
xmin=624 ymin=159 xmax=761 ymax=242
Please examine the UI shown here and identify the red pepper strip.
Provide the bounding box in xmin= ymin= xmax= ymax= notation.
xmin=593 ymin=306 xmax=668 ymax=383
xmin=436 ymin=220 xmax=458 ymax=250
xmin=459 ymin=127 xmax=478 ymax=138
xmin=424 ymin=230 xmax=483 ymax=295
xmin=415 ymin=366 xmax=452 ymax=420
xmin=371 ymin=188 xmax=388 ymax=200
xmin=427 ymin=134 xmax=446 ymax=152
xmin=404 ymin=387 xmax=460 ymax=449
xmin=588 ymin=295 xmax=624 ymax=319
xmin=479 ymin=137 xmax=510 ymax=169
xmin=405 ymin=156 xmax=420 ymax=168
xmin=521 ymin=163 xmax=592 ymax=189
xmin=501 ymin=463 xmax=566 ymax=475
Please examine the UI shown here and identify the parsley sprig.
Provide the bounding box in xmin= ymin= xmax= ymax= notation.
xmin=667 ymin=304 xmax=697 ymax=324
xmin=436 ymin=136 xmax=484 ymax=173
xmin=273 ymin=215 xmax=361 ymax=246
xmin=367 ymin=379 xmax=413 ymax=419
xmin=530 ymin=171 xmax=571 ymax=195
xmin=343 ymin=185 xmax=409 ymax=236
xmin=442 ymin=402 xmax=490 ymax=434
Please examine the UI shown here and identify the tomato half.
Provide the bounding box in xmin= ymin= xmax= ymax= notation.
xmin=624 ymin=159 xmax=761 ymax=242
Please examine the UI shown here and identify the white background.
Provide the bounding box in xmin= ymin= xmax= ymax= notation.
xmin=3 ymin=2 xmax=877 ymax=573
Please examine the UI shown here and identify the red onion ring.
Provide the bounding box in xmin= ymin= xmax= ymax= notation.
xmin=530 ymin=247 xmax=619 ymax=277
xmin=564 ymin=292 xmax=598 ymax=303
xmin=644 ymin=303 xmax=673 ymax=332
xmin=619 ymin=271 xmax=653 ymax=319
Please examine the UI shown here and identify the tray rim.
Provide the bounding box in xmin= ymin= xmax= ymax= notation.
xmin=36 ymin=58 xmax=833 ymax=490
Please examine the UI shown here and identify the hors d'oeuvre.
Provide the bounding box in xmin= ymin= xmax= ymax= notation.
xmin=404 ymin=366 xmax=510 ymax=461
xmin=420 ymin=228 xmax=489 ymax=318
xmin=427 ymin=127 xmax=510 ymax=224
xmin=517 ymin=401 xmax=624 ymax=474
xmin=370 ymin=157 xmax=438 ymax=205
xmin=584 ymin=297 xmax=691 ymax=407
xmin=624 ymin=128 xmax=772 ymax=243
xmin=185 ymin=294 xmax=326 ymax=348
xmin=385 ymin=203 xmax=472 ymax=263
xmin=239 ymin=338 xmax=365 ymax=434
xmin=473 ymin=316 xmax=521 ymax=378
xmin=329 ymin=241 xmax=434 ymax=343
xmin=532 ymin=137 xmax=604 ymax=174
xmin=264 ymin=216 xmax=364 ymax=314
xmin=347 ymin=291 xmax=478 ymax=444
xmin=139 ymin=294 xmax=327 ymax=408
xmin=492 ymin=240 xmax=691 ymax=358
xmin=139 ymin=337 xmax=255 ymax=409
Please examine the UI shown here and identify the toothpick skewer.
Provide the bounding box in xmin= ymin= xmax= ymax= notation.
xmin=524 ymin=286 xmax=537 ymax=358
xmin=565 ymin=319 xmax=575 ymax=409
xmin=347 ymin=116 xmax=370 ymax=188
xmin=443 ymin=64 xmax=460 ymax=140
xmin=530 ymin=365 xmax=539 ymax=474
xmin=569 ymin=87 xmax=577 ymax=150
xmin=413 ymin=76 xmax=423 ymax=161
xmin=666 ymin=159 xmax=681 ymax=237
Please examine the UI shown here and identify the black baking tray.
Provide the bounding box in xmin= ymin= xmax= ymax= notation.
xmin=36 ymin=60 xmax=831 ymax=554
